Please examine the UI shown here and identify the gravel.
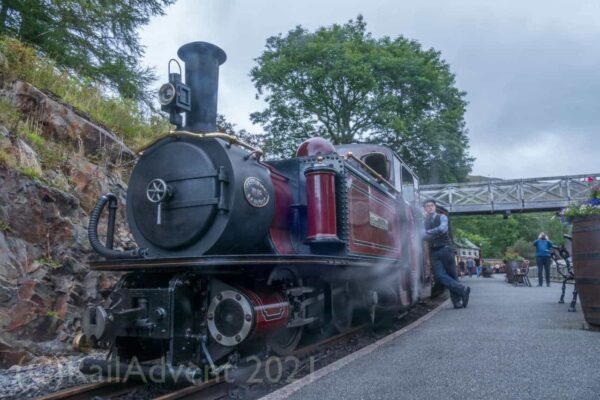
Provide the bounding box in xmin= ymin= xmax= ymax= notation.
xmin=0 ymin=352 xmax=105 ymax=400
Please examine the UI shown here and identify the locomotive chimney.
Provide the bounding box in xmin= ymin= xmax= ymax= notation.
xmin=177 ymin=41 xmax=227 ymax=133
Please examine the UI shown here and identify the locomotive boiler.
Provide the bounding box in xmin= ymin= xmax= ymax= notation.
xmin=80 ymin=41 xmax=430 ymax=382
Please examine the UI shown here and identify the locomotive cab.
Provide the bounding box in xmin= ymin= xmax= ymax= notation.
xmin=335 ymin=143 xmax=419 ymax=196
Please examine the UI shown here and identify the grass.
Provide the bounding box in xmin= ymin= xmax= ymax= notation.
xmin=0 ymin=147 xmax=16 ymax=168
xmin=17 ymin=165 xmax=41 ymax=180
xmin=22 ymin=128 xmax=45 ymax=147
xmin=46 ymin=310 xmax=61 ymax=319
xmin=0 ymin=122 xmax=69 ymax=185
xmin=0 ymin=37 xmax=171 ymax=150
xmin=38 ymin=257 xmax=62 ymax=269
xmin=19 ymin=125 xmax=66 ymax=170
xmin=0 ymin=108 xmax=67 ymax=182
xmin=0 ymin=98 xmax=21 ymax=130
xmin=46 ymin=173 xmax=70 ymax=192
xmin=0 ymin=220 xmax=11 ymax=232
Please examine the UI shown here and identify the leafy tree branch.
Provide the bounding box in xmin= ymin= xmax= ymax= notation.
xmin=250 ymin=16 xmax=473 ymax=183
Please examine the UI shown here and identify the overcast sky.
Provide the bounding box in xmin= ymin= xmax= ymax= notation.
xmin=140 ymin=0 xmax=599 ymax=181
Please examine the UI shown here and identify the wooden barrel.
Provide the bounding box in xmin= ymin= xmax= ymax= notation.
xmin=505 ymin=261 xmax=517 ymax=283
xmin=572 ymin=214 xmax=600 ymax=326
xmin=482 ymin=265 xmax=493 ymax=277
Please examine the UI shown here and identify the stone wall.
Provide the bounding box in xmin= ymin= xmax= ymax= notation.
xmin=0 ymin=80 xmax=138 ymax=368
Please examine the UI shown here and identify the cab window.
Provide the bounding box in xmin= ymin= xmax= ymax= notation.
xmin=402 ymin=166 xmax=416 ymax=202
xmin=361 ymin=152 xmax=390 ymax=181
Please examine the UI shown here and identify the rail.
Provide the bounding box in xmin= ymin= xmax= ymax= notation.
xmin=33 ymin=380 xmax=143 ymax=400
xmin=32 ymin=326 xmax=368 ymax=400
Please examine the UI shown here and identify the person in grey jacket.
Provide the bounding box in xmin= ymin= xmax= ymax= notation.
xmin=423 ymin=199 xmax=471 ymax=308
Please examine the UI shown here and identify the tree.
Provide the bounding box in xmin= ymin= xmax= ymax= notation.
xmin=453 ymin=228 xmax=491 ymax=258
xmin=452 ymin=215 xmax=521 ymax=258
xmin=508 ymin=238 xmax=535 ymax=261
xmin=217 ymin=114 xmax=264 ymax=150
xmin=452 ymin=212 xmax=568 ymax=259
xmin=511 ymin=213 xmax=566 ymax=246
xmin=0 ymin=0 xmax=175 ymax=104
xmin=250 ymin=16 xmax=473 ymax=183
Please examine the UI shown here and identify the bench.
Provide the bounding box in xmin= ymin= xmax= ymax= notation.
xmin=551 ymin=234 xmax=577 ymax=312
xmin=513 ymin=262 xmax=531 ymax=287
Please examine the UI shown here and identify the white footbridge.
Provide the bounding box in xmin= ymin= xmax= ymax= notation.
xmin=419 ymin=173 xmax=599 ymax=215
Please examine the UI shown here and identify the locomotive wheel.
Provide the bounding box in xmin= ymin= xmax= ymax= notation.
xmin=267 ymin=325 xmax=304 ymax=356
xmin=331 ymin=282 xmax=354 ymax=333
xmin=266 ymin=266 xmax=304 ymax=355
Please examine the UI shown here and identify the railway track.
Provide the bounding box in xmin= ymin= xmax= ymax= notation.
xmin=33 ymin=379 xmax=144 ymax=400
xmin=30 ymin=325 xmax=368 ymax=400
xmin=29 ymin=300 xmax=445 ymax=400
xmin=32 ymin=377 xmax=226 ymax=400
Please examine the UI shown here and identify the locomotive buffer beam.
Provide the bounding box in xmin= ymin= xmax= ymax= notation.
xmin=83 ymin=298 xmax=157 ymax=343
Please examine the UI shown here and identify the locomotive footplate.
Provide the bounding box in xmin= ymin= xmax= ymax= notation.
xmin=89 ymin=254 xmax=399 ymax=272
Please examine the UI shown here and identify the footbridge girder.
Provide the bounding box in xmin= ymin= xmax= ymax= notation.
xmin=419 ymin=173 xmax=599 ymax=215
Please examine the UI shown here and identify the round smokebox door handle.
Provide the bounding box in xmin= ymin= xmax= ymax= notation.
xmin=146 ymin=179 xmax=171 ymax=225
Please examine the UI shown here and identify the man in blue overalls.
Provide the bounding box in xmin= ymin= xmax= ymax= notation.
xmin=423 ymin=199 xmax=471 ymax=309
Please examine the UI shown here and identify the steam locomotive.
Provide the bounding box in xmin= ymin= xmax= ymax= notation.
xmin=80 ymin=41 xmax=431 ymax=382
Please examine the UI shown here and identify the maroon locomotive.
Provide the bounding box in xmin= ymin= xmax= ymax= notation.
xmin=81 ymin=41 xmax=431 ymax=382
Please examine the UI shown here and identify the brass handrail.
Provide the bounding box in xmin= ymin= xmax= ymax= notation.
xmin=137 ymin=131 xmax=263 ymax=158
xmin=343 ymin=152 xmax=399 ymax=194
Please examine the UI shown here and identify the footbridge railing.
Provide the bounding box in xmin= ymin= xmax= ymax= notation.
xmin=420 ymin=173 xmax=600 ymax=215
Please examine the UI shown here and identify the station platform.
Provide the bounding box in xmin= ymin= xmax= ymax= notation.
xmin=263 ymin=275 xmax=600 ymax=400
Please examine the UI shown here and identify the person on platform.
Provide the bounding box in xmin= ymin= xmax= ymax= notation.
xmin=458 ymin=259 xmax=466 ymax=278
xmin=475 ymin=257 xmax=481 ymax=278
xmin=533 ymin=232 xmax=554 ymax=287
xmin=423 ymin=199 xmax=471 ymax=308
xmin=466 ymin=257 xmax=474 ymax=277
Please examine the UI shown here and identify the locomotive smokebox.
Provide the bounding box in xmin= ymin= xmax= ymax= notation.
xmin=177 ymin=42 xmax=227 ymax=132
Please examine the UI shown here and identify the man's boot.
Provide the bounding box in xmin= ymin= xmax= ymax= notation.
xmin=462 ymin=287 xmax=471 ymax=308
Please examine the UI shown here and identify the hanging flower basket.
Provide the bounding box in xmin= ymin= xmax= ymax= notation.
xmin=561 ymin=181 xmax=600 ymax=222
